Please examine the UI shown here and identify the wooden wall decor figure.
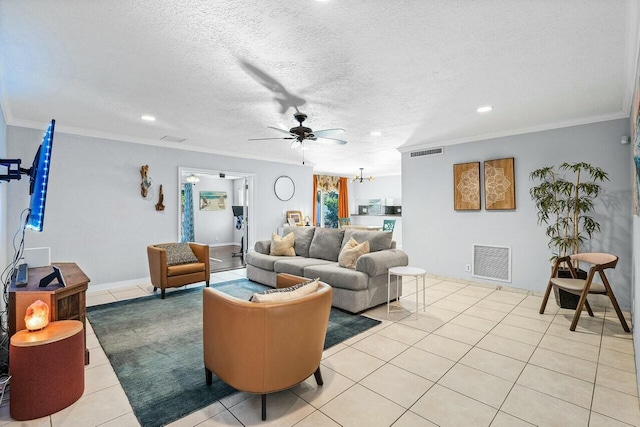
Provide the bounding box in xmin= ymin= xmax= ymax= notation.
xmin=140 ymin=165 xmax=153 ymax=198
xmin=155 ymin=185 xmax=165 ymax=211
xmin=484 ymin=157 xmax=515 ymax=210
xmin=453 ymin=162 xmax=481 ymax=210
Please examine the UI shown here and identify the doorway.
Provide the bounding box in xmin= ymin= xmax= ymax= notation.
xmin=178 ymin=167 xmax=256 ymax=273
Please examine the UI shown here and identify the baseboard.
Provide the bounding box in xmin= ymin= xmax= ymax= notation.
xmin=209 ymin=242 xmax=239 ymax=247
xmin=88 ymin=277 xmax=150 ymax=293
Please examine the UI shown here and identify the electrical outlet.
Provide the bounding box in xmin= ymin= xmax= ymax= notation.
xmin=465 ymin=264 xmax=471 ymax=272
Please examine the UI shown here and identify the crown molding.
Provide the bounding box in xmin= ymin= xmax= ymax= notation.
xmin=397 ymin=111 xmax=629 ymax=153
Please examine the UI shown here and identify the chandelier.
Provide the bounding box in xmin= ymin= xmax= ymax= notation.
xmin=186 ymin=174 xmax=200 ymax=184
xmin=352 ymin=168 xmax=374 ymax=183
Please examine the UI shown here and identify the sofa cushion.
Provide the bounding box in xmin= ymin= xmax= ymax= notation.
xmin=342 ymin=230 xmax=393 ymax=253
xmin=309 ymin=228 xmax=345 ymax=261
xmin=250 ymin=278 xmax=319 ymax=302
xmin=274 ymin=257 xmax=335 ymax=276
xmin=155 ymin=243 xmax=199 ymax=266
xmin=283 ymin=226 xmax=315 ymax=258
xmin=338 ymin=237 xmax=370 ymax=269
xmin=356 ymin=249 xmax=409 ymax=277
xmin=247 ymin=251 xmax=302 ymax=272
xmin=167 ymin=262 xmax=205 ymax=277
xmin=303 ymin=263 xmax=369 ymax=291
xmin=270 ymin=232 xmax=295 ymax=256
xmin=254 ymin=240 xmax=270 ymax=255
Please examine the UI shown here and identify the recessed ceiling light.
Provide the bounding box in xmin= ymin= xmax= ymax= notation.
xmin=141 ymin=115 xmax=156 ymax=121
xmin=370 ymin=131 xmax=382 ymax=136
xmin=476 ymin=106 xmax=493 ymax=113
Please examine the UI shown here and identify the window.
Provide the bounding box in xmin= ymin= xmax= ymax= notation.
xmin=316 ymin=189 xmax=338 ymax=228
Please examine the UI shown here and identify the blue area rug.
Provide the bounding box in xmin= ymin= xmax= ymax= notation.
xmin=86 ymin=278 xmax=380 ymax=427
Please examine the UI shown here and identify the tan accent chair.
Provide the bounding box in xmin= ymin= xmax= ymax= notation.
xmin=203 ymin=273 xmax=333 ymax=420
xmin=147 ymin=243 xmax=210 ymax=298
xmin=539 ymin=253 xmax=630 ymax=332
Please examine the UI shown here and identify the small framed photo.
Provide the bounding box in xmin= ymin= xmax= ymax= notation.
xmin=287 ymin=211 xmax=302 ymax=226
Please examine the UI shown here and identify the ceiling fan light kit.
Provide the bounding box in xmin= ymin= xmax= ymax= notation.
xmin=249 ymin=111 xmax=348 ymax=164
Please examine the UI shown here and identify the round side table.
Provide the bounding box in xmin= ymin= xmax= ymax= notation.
xmin=388 ymin=266 xmax=427 ymax=317
xmin=10 ymin=320 xmax=85 ymax=421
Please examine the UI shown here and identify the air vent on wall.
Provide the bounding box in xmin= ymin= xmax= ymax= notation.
xmin=161 ymin=135 xmax=186 ymax=143
xmin=472 ymin=244 xmax=511 ymax=283
xmin=410 ymin=147 xmax=443 ymax=157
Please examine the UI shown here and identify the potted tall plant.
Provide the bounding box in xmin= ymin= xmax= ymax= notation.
xmin=529 ymin=162 xmax=609 ymax=308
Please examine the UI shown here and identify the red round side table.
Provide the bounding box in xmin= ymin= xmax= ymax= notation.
xmin=10 ymin=320 xmax=85 ymax=420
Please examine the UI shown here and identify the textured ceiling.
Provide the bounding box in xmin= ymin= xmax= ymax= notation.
xmin=0 ymin=0 xmax=638 ymax=176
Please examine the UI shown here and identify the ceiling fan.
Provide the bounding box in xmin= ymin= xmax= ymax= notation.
xmin=249 ymin=112 xmax=347 ymax=149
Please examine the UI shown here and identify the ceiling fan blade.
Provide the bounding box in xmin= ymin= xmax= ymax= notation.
xmin=315 ymin=137 xmax=348 ymax=145
xmin=290 ymin=140 xmax=302 ymax=149
xmin=267 ymin=126 xmax=295 ymax=136
xmin=312 ymin=128 xmax=346 ymax=137
xmin=248 ymin=137 xmax=295 ymax=141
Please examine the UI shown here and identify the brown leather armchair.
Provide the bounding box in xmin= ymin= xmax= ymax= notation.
xmin=147 ymin=243 xmax=210 ymax=298
xmin=203 ymin=273 xmax=333 ymax=420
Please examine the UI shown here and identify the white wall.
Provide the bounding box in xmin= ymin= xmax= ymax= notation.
xmin=349 ymin=175 xmax=403 ymax=247
xmin=349 ymin=175 xmax=402 ymax=213
xmin=6 ymin=126 xmax=312 ymax=286
xmin=633 ymin=215 xmax=640 ymax=392
xmin=402 ymin=118 xmax=633 ymax=309
xmin=0 ymin=104 xmax=6 ymax=272
xmin=190 ymin=175 xmax=234 ymax=245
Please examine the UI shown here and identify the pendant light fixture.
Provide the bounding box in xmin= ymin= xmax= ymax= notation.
xmin=352 ymin=168 xmax=374 ymax=183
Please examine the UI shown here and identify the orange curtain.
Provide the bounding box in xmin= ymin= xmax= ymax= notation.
xmin=338 ymin=177 xmax=349 ymax=219
xmin=312 ymin=175 xmax=319 ymax=226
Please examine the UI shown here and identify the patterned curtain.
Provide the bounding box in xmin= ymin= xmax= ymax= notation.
xmin=338 ymin=177 xmax=349 ymax=218
xmin=316 ymin=175 xmax=340 ymax=192
xmin=181 ymin=183 xmax=195 ymax=242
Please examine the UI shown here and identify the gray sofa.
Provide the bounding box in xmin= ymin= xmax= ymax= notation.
xmin=246 ymin=226 xmax=409 ymax=313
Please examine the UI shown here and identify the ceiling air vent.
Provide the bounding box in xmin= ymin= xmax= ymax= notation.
xmin=472 ymin=244 xmax=512 ymax=283
xmin=410 ymin=147 xmax=443 ymax=157
xmin=161 ymin=135 xmax=186 ymax=143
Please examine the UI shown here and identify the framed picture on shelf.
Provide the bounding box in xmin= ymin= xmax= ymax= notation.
xmin=484 ymin=157 xmax=515 ymax=210
xmin=286 ymin=210 xmax=303 ymax=226
xmin=453 ymin=162 xmax=481 ymax=210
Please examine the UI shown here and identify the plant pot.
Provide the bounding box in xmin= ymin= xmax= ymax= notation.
xmin=553 ymin=268 xmax=587 ymax=309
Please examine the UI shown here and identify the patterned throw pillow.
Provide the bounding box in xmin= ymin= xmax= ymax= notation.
xmin=250 ymin=278 xmax=320 ymax=302
xmin=269 ymin=232 xmax=296 ymax=256
xmin=155 ymin=243 xmax=199 ymax=266
xmin=338 ymin=237 xmax=370 ymax=269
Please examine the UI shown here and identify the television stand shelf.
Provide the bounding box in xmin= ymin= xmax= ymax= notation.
xmin=9 ymin=262 xmax=90 ymax=365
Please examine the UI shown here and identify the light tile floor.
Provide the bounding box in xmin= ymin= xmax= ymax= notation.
xmin=1 ymin=269 xmax=638 ymax=426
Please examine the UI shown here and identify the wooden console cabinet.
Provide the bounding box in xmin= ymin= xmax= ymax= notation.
xmin=9 ymin=262 xmax=90 ymax=364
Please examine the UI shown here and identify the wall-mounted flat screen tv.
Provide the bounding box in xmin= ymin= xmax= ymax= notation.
xmin=25 ymin=119 xmax=55 ymax=232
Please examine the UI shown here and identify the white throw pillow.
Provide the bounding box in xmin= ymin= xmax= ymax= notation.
xmin=338 ymin=237 xmax=370 ymax=269
xmin=269 ymin=232 xmax=295 ymax=256
xmin=250 ymin=278 xmax=320 ymax=302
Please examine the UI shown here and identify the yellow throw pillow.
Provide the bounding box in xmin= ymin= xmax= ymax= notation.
xmin=270 ymin=232 xmax=296 ymax=256
xmin=338 ymin=237 xmax=370 ymax=269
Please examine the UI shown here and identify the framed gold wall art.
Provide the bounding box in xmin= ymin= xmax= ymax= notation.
xmin=453 ymin=162 xmax=481 ymax=210
xmin=484 ymin=157 xmax=515 ymax=210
